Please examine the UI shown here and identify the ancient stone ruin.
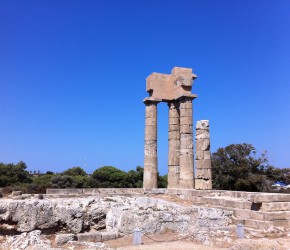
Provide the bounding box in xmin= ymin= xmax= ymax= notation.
xmin=143 ymin=67 xmax=212 ymax=190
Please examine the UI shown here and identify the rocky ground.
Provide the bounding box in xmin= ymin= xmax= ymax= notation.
xmin=0 ymin=194 xmax=289 ymax=249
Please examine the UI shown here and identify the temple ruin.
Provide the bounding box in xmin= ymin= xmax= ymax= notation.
xmin=143 ymin=67 xmax=212 ymax=190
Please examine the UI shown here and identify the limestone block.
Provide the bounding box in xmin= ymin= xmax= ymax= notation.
xmin=195 ymin=168 xmax=212 ymax=179
xmin=179 ymin=152 xmax=194 ymax=166
xmin=145 ymin=105 xmax=157 ymax=118
xmin=196 ymin=150 xmax=204 ymax=160
xmin=168 ymin=131 xmax=180 ymax=140
xmin=168 ymin=149 xmax=180 ymax=165
xmin=244 ymin=219 xmax=290 ymax=230
xmin=196 ymin=120 xmax=209 ymax=130
xmin=179 ymin=178 xmax=194 ymax=189
xmin=180 ymin=134 xmax=193 ymax=149
xmin=204 ymin=151 xmax=211 ymax=160
xmin=169 ymin=117 xmax=179 ymax=125
xmin=144 ymin=144 xmax=157 ymax=157
xmin=196 ymin=139 xmax=210 ymax=151
xmin=12 ymin=191 xmax=22 ymax=196
xmin=180 ymin=116 xmax=193 ymax=125
xmin=145 ymin=126 xmax=157 ymax=140
xmin=101 ymin=232 xmax=116 ymax=241
xmin=180 ymin=124 xmax=192 ymax=134
xmin=144 ymin=157 xmax=157 ymax=165
xmin=77 ymin=232 xmax=102 ymax=243
xmin=55 ymin=234 xmax=75 ymax=246
xmin=180 ymin=108 xmax=192 ymax=117
xmin=195 ymin=179 xmax=212 ymax=190
xmin=145 ymin=117 xmax=157 ymax=126
xmin=180 ymin=101 xmax=192 ymax=109
xmin=169 ymin=140 xmax=180 ymax=150
xmin=195 ymin=131 xmax=210 ymax=140
xmin=196 ymin=159 xmax=211 ymax=169
xmin=168 ymin=124 xmax=180 ymax=131
xmin=261 ymin=202 xmax=290 ymax=212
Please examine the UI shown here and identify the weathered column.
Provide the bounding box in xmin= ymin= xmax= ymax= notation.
xmin=143 ymin=100 xmax=158 ymax=189
xmin=195 ymin=120 xmax=212 ymax=190
xmin=168 ymin=102 xmax=180 ymax=189
xmin=179 ymin=97 xmax=194 ymax=189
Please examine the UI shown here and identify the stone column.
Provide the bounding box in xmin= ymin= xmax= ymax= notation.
xmin=143 ymin=100 xmax=158 ymax=189
xmin=179 ymin=97 xmax=194 ymax=189
xmin=168 ymin=102 xmax=180 ymax=189
xmin=195 ymin=120 xmax=212 ymax=190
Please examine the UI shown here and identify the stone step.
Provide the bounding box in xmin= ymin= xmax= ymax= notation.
xmin=232 ymin=216 xmax=290 ymax=230
xmin=233 ymin=208 xmax=290 ymax=221
xmin=192 ymin=196 xmax=290 ymax=212
xmin=76 ymin=231 xmax=117 ymax=243
xmin=167 ymin=189 xmax=290 ymax=203
xmin=261 ymin=202 xmax=290 ymax=212
xmin=192 ymin=196 xmax=252 ymax=210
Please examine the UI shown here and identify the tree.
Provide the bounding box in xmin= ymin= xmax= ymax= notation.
xmin=212 ymin=143 xmax=270 ymax=191
xmin=62 ymin=166 xmax=87 ymax=176
xmin=126 ymin=166 xmax=143 ymax=188
xmin=50 ymin=175 xmax=75 ymax=188
xmin=92 ymin=166 xmax=128 ymax=188
xmin=158 ymin=174 xmax=167 ymax=188
xmin=0 ymin=161 xmax=31 ymax=187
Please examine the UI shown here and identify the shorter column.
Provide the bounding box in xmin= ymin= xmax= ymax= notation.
xmin=168 ymin=102 xmax=180 ymax=189
xmin=195 ymin=120 xmax=212 ymax=190
xmin=143 ymin=100 xmax=158 ymax=189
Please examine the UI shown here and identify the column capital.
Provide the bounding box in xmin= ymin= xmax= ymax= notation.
xmin=143 ymin=97 xmax=162 ymax=105
xmin=167 ymin=101 xmax=180 ymax=108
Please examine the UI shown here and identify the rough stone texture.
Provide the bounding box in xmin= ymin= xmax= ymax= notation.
xmin=144 ymin=101 xmax=158 ymax=189
xmin=101 ymin=231 xmax=116 ymax=241
xmin=146 ymin=67 xmax=197 ymax=101
xmin=0 ymin=197 xmax=108 ymax=233
xmin=0 ymin=195 xmax=233 ymax=245
xmin=55 ymin=233 xmax=75 ymax=246
xmin=77 ymin=232 xmax=102 ymax=242
xmin=12 ymin=191 xmax=23 ymax=196
xmin=179 ymin=98 xmax=194 ymax=189
xmin=195 ymin=120 xmax=212 ymax=190
xmin=168 ymin=102 xmax=180 ymax=189
xmin=2 ymin=230 xmax=51 ymax=249
xmin=105 ymin=196 xmax=232 ymax=236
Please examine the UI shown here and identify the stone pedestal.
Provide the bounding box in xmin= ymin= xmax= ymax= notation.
xmin=144 ymin=100 xmax=158 ymax=189
xmin=168 ymin=102 xmax=180 ymax=189
xmin=195 ymin=120 xmax=212 ymax=190
xmin=179 ymin=97 xmax=194 ymax=189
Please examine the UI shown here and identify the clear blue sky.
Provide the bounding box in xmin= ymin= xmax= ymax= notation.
xmin=1 ymin=0 xmax=289 ymax=174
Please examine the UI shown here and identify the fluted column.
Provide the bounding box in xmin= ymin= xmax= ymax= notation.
xmin=179 ymin=97 xmax=194 ymax=189
xmin=195 ymin=120 xmax=212 ymax=190
xmin=143 ymin=100 xmax=158 ymax=189
xmin=168 ymin=102 xmax=180 ymax=189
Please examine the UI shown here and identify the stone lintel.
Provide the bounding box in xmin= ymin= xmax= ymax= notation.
xmin=175 ymin=94 xmax=198 ymax=101
xmin=143 ymin=97 xmax=162 ymax=104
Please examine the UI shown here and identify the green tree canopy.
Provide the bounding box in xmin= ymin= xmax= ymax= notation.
xmin=51 ymin=175 xmax=75 ymax=188
xmin=92 ymin=166 xmax=128 ymax=188
xmin=0 ymin=161 xmax=31 ymax=187
xmin=62 ymin=166 xmax=87 ymax=176
xmin=212 ymin=143 xmax=270 ymax=191
xmin=127 ymin=166 xmax=143 ymax=188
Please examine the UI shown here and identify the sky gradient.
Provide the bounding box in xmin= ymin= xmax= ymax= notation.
xmin=1 ymin=0 xmax=290 ymax=174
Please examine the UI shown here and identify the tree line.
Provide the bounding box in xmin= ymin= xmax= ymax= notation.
xmin=0 ymin=143 xmax=289 ymax=194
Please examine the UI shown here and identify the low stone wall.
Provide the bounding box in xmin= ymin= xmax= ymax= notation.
xmin=46 ymin=188 xmax=290 ymax=203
